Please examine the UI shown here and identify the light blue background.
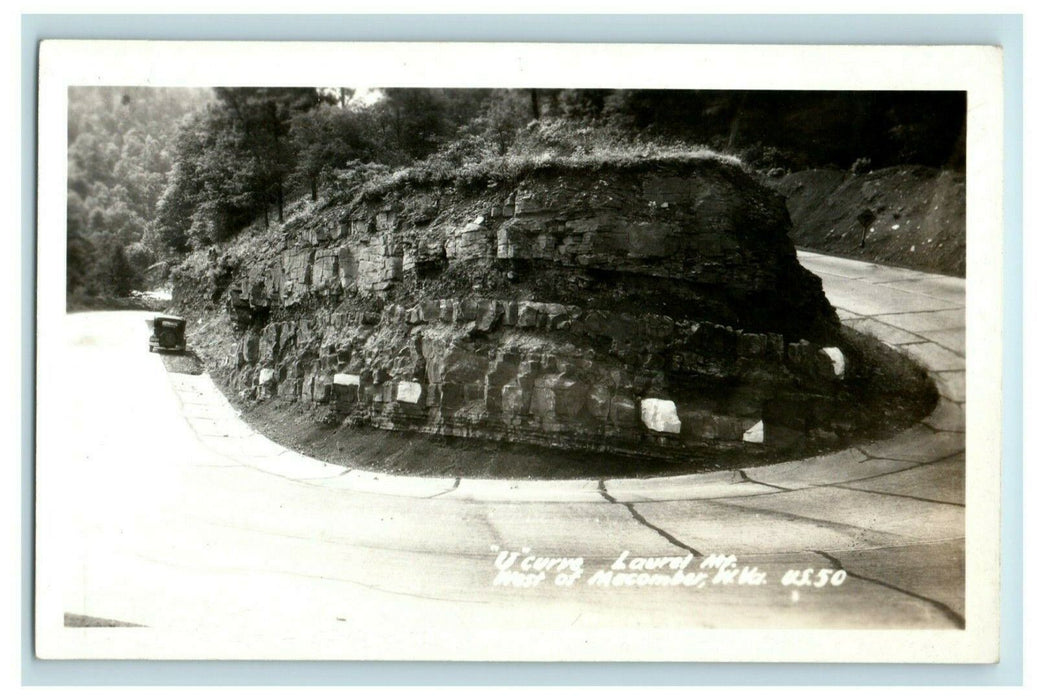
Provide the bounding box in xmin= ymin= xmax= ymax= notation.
xmin=22 ymin=13 xmax=1023 ymax=686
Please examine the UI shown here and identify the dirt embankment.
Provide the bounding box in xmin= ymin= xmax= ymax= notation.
xmin=166 ymin=155 xmax=938 ymax=478
xmin=773 ymin=166 xmax=965 ymax=277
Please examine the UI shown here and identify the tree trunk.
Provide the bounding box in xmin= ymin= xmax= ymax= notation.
xmin=726 ymin=91 xmax=750 ymax=150
xmin=395 ymin=109 xmax=402 ymax=149
xmin=277 ymin=180 xmax=284 ymax=223
xmin=311 ymin=177 xmax=318 ymax=202
xmin=529 ymin=89 xmax=540 ymax=120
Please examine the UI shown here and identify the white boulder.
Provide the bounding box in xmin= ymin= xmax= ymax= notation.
xmin=742 ymin=420 xmax=765 ymax=444
xmin=396 ymin=381 xmax=423 ymax=404
xmin=333 ymin=373 xmax=361 ymax=386
xmin=640 ymin=398 xmax=681 ymax=434
xmin=820 ymin=347 xmax=846 ymax=378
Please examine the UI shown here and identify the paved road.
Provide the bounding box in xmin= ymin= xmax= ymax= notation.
xmin=37 ymin=252 xmax=967 ymax=660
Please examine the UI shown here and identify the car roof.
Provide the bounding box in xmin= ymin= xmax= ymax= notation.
xmin=154 ymin=314 xmax=186 ymax=322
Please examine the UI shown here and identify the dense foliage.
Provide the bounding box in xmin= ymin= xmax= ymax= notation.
xmin=66 ymin=86 xmax=212 ymax=297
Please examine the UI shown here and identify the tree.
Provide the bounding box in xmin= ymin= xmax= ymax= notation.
xmin=99 ymin=240 xmax=135 ymax=297
xmin=66 ymin=234 xmax=95 ymax=295
xmin=155 ymin=89 xmax=325 ymax=250
xmin=290 ymin=104 xmax=378 ymax=201
xmin=447 ymin=89 xmax=529 ymax=157
xmin=373 ymin=88 xmax=487 ymax=163
xmin=213 ymin=87 xmax=326 ymax=222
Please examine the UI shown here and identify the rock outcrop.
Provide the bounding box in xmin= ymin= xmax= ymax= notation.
xmin=185 ymin=157 xmax=852 ymax=460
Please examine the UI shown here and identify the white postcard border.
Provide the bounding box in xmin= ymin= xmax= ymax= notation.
xmin=35 ymin=40 xmax=1003 ymax=663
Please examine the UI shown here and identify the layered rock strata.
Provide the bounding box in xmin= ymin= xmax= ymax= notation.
xmin=204 ymin=159 xmax=848 ymax=458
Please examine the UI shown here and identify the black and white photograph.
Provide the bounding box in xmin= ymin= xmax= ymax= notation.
xmin=33 ymin=41 xmax=1003 ymax=662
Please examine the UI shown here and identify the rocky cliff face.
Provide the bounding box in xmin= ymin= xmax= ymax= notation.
xmin=179 ymin=157 xmax=853 ymax=460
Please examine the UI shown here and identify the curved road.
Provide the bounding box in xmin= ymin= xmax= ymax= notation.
xmin=37 ymin=252 xmax=967 ymax=661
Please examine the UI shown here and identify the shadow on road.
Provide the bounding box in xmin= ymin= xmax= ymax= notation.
xmin=158 ymin=349 xmax=204 ymax=375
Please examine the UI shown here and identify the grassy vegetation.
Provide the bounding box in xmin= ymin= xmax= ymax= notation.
xmin=336 ymin=120 xmax=743 ymax=203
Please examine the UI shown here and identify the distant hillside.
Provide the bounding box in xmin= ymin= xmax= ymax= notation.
xmin=66 ymin=86 xmax=213 ymax=303
xmin=774 ymin=166 xmax=966 ymax=278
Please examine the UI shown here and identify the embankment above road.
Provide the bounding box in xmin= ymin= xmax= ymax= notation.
xmin=171 ymin=155 xmax=935 ymax=474
xmin=773 ymin=166 xmax=965 ymax=277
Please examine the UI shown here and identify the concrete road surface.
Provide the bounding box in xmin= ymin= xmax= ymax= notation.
xmin=36 ymin=252 xmax=981 ymax=662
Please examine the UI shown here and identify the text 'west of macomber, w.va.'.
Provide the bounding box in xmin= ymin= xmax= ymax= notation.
xmin=490 ymin=547 xmax=846 ymax=589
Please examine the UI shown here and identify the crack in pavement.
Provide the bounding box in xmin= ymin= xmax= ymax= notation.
xmin=294 ymin=467 xmax=354 ymax=484
xmin=706 ymin=450 xmax=964 ymax=505
xmin=825 ymin=483 xmax=963 ymax=508
xmin=923 ymin=418 xmax=965 ymax=434
xmin=836 ymin=310 xmax=965 ymax=357
xmin=857 ymin=449 xmax=919 ymax=463
xmin=837 ymin=449 xmax=965 ymax=487
xmin=811 ymin=549 xmax=965 ymax=629
xmin=598 ymin=480 xmax=703 ymax=556
xmin=737 ymin=469 xmax=792 ymax=492
xmin=916 ymin=422 xmax=942 ymax=434
xmin=871 ymin=308 xmax=965 ymax=320
xmin=869 ymin=284 xmax=966 ymax=308
xmin=706 ymin=498 xmax=906 ymax=541
xmin=427 ymin=477 xmax=461 ymax=499
xmin=583 ymin=448 xmax=959 ymax=506
xmin=479 ymin=507 xmax=505 ymax=547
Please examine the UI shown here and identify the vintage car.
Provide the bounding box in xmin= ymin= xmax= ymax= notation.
xmin=147 ymin=314 xmax=187 ymax=354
